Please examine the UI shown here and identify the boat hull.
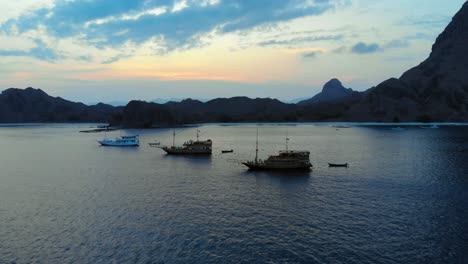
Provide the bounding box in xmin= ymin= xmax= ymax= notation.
xmin=162 ymin=147 xmax=211 ymax=155
xmin=328 ymin=163 xmax=348 ymax=167
xmin=242 ymin=162 xmax=312 ymax=171
xmin=98 ymin=141 xmax=139 ymax=147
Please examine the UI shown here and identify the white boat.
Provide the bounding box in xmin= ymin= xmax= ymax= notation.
xmin=98 ymin=135 xmax=139 ymax=147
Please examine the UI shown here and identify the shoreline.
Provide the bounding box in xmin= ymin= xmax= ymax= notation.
xmin=1 ymin=121 xmax=468 ymax=130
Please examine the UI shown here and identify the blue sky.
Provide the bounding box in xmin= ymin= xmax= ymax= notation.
xmin=0 ymin=0 xmax=465 ymax=103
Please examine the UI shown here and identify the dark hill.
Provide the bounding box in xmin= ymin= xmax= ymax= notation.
xmin=113 ymin=97 xmax=298 ymax=127
xmin=0 ymin=87 xmax=120 ymax=123
xmin=344 ymin=1 xmax=468 ymax=122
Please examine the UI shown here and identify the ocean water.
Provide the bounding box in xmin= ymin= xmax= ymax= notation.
xmin=0 ymin=124 xmax=467 ymax=264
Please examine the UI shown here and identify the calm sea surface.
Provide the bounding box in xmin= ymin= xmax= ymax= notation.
xmin=0 ymin=124 xmax=467 ymax=264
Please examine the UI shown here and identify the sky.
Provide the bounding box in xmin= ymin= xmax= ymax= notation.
xmin=0 ymin=0 xmax=466 ymax=104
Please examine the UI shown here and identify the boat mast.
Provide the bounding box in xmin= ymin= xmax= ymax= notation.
xmin=197 ymin=129 xmax=200 ymax=142
xmin=172 ymin=130 xmax=175 ymax=147
xmin=255 ymin=127 xmax=259 ymax=163
xmin=286 ymin=131 xmax=289 ymax=152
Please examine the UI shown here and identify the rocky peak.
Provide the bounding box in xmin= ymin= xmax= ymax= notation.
xmin=298 ymin=78 xmax=354 ymax=105
xmin=400 ymin=1 xmax=468 ymax=89
xmin=322 ymin=78 xmax=351 ymax=95
xmin=430 ymin=1 xmax=468 ymax=58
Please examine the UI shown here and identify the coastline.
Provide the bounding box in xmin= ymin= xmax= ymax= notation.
xmin=2 ymin=122 xmax=468 ymax=129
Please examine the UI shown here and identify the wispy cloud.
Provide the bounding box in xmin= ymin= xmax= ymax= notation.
xmin=0 ymin=39 xmax=59 ymax=61
xmin=399 ymin=14 xmax=451 ymax=29
xmin=301 ymin=51 xmax=322 ymax=59
xmin=257 ymin=34 xmax=344 ymax=47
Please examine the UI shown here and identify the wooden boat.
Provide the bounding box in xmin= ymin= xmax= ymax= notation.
xmin=328 ymin=163 xmax=349 ymax=167
xmin=222 ymin=149 xmax=234 ymax=153
xmin=242 ymin=129 xmax=312 ymax=171
xmin=161 ymin=130 xmax=212 ymax=155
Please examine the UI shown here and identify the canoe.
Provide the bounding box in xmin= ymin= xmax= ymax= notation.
xmin=222 ymin=150 xmax=234 ymax=153
xmin=328 ymin=163 xmax=349 ymax=167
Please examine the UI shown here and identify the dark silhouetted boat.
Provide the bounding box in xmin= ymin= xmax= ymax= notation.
xmin=328 ymin=163 xmax=349 ymax=167
xmin=148 ymin=141 xmax=160 ymax=147
xmin=222 ymin=149 xmax=234 ymax=153
xmin=242 ymin=129 xmax=312 ymax=170
xmin=161 ymin=130 xmax=212 ymax=155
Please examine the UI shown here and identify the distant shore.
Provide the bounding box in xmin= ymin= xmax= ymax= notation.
xmin=2 ymin=122 xmax=468 ymax=130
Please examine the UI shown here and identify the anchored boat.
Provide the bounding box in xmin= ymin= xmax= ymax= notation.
xmin=148 ymin=141 xmax=161 ymax=147
xmin=328 ymin=163 xmax=349 ymax=167
xmin=98 ymin=135 xmax=139 ymax=147
xmin=242 ymin=129 xmax=312 ymax=170
xmin=161 ymin=130 xmax=212 ymax=155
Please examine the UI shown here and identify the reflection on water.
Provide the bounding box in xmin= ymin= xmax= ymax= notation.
xmin=242 ymin=169 xmax=312 ymax=178
xmin=162 ymin=154 xmax=213 ymax=165
xmin=0 ymin=124 xmax=467 ymax=263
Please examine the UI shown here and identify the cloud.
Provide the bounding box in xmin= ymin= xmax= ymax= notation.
xmin=102 ymin=54 xmax=131 ymax=64
xmin=1 ymin=0 xmax=340 ymax=52
xmin=0 ymin=0 xmax=54 ymax=24
xmin=301 ymin=51 xmax=322 ymax=59
xmin=0 ymin=38 xmax=59 ymax=61
xmin=335 ymin=39 xmax=410 ymax=55
xmin=400 ymin=14 xmax=451 ymax=29
xmin=351 ymin=42 xmax=383 ymax=54
xmin=257 ymin=34 xmax=344 ymax=47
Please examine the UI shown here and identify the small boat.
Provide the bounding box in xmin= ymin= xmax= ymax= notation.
xmin=222 ymin=149 xmax=234 ymax=153
xmin=391 ymin=127 xmax=405 ymax=131
xmin=98 ymin=135 xmax=139 ymax=147
xmin=148 ymin=142 xmax=161 ymax=147
xmin=328 ymin=163 xmax=349 ymax=167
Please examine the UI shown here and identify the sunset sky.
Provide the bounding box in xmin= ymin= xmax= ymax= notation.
xmin=0 ymin=0 xmax=465 ymax=103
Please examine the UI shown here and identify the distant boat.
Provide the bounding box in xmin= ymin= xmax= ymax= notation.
xmin=328 ymin=163 xmax=349 ymax=167
xmin=148 ymin=141 xmax=161 ymax=147
xmin=391 ymin=127 xmax=405 ymax=131
xmin=98 ymin=135 xmax=139 ymax=147
xmin=222 ymin=149 xmax=234 ymax=153
xmin=242 ymin=129 xmax=312 ymax=170
xmin=161 ymin=130 xmax=212 ymax=155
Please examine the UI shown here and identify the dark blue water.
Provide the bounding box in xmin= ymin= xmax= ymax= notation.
xmin=0 ymin=124 xmax=467 ymax=263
